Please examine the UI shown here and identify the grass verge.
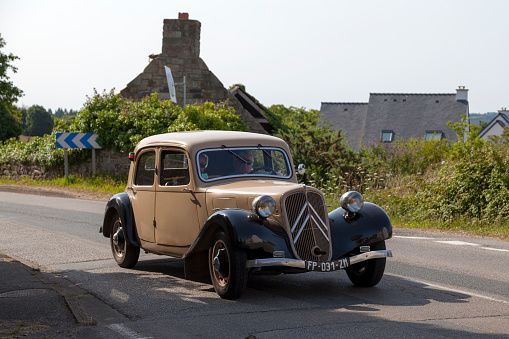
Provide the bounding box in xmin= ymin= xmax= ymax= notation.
xmin=0 ymin=175 xmax=126 ymax=199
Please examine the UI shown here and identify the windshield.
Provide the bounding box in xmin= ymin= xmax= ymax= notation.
xmin=197 ymin=147 xmax=292 ymax=181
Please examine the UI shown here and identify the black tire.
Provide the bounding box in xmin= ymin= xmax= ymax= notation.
xmin=110 ymin=213 xmax=140 ymax=268
xmin=346 ymin=240 xmax=386 ymax=287
xmin=208 ymin=231 xmax=248 ymax=299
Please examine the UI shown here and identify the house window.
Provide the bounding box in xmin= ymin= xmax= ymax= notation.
xmin=381 ymin=130 xmax=394 ymax=142
xmin=425 ymin=131 xmax=443 ymax=141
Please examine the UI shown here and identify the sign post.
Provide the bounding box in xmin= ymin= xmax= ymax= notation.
xmin=56 ymin=133 xmax=102 ymax=178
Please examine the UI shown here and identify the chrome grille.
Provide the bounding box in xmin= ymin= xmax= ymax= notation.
xmin=284 ymin=190 xmax=331 ymax=261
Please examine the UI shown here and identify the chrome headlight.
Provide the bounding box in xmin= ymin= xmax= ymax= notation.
xmin=340 ymin=191 xmax=364 ymax=213
xmin=252 ymin=195 xmax=276 ymax=218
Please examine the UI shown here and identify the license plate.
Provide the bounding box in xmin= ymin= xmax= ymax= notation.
xmin=306 ymin=258 xmax=350 ymax=272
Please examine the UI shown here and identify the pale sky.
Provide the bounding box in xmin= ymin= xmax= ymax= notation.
xmin=0 ymin=0 xmax=507 ymax=114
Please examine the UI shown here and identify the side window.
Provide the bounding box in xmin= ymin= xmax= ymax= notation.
xmin=135 ymin=151 xmax=156 ymax=186
xmin=160 ymin=150 xmax=190 ymax=186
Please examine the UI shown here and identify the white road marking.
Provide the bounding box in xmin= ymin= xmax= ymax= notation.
xmin=481 ymin=247 xmax=509 ymax=252
xmin=107 ymin=324 xmax=153 ymax=339
xmin=395 ymin=236 xmax=509 ymax=253
xmin=435 ymin=240 xmax=480 ymax=246
xmin=401 ymin=277 xmax=509 ymax=304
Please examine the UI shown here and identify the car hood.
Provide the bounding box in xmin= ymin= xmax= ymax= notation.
xmin=204 ymin=179 xmax=307 ymax=214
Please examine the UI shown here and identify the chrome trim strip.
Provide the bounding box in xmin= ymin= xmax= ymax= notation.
xmin=246 ymin=250 xmax=392 ymax=269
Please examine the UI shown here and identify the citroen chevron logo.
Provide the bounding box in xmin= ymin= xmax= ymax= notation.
xmin=291 ymin=201 xmax=329 ymax=243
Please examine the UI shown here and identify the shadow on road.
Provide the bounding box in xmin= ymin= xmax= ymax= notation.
xmin=56 ymin=256 xmax=508 ymax=338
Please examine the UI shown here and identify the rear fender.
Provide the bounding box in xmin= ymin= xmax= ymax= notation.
xmin=102 ymin=192 xmax=140 ymax=247
xmin=329 ymin=202 xmax=392 ymax=259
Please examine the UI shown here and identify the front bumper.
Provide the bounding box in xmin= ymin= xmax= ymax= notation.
xmin=246 ymin=250 xmax=392 ymax=272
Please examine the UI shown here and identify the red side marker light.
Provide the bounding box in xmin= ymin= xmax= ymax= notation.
xmin=129 ymin=152 xmax=135 ymax=161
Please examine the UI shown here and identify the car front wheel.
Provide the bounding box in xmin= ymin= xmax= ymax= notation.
xmin=346 ymin=240 xmax=386 ymax=287
xmin=208 ymin=231 xmax=248 ymax=299
xmin=110 ymin=213 xmax=140 ymax=268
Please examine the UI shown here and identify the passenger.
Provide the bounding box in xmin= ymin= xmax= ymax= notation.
xmin=199 ymin=153 xmax=209 ymax=179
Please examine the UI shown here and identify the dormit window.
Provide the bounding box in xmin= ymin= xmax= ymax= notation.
xmin=381 ymin=130 xmax=394 ymax=143
xmin=425 ymin=131 xmax=443 ymax=141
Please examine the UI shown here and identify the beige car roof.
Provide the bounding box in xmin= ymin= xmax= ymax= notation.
xmin=134 ymin=131 xmax=291 ymax=155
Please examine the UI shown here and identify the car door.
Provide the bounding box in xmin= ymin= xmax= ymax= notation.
xmin=154 ymin=149 xmax=201 ymax=248
xmin=130 ymin=149 xmax=156 ymax=243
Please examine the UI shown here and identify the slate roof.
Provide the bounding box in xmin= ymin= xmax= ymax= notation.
xmin=477 ymin=112 xmax=509 ymax=139
xmin=320 ymin=102 xmax=368 ymax=150
xmin=321 ymin=92 xmax=468 ymax=151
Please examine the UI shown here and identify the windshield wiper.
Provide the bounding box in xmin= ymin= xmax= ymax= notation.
xmin=222 ymin=145 xmax=247 ymax=163
xmin=257 ymin=144 xmax=274 ymax=161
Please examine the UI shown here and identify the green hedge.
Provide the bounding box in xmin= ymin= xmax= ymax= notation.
xmin=0 ymin=90 xmax=247 ymax=168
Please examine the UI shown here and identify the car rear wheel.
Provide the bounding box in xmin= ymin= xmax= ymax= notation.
xmin=208 ymin=231 xmax=248 ymax=299
xmin=346 ymin=240 xmax=386 ymax=287
xmin=110 ymin=213 xmax=140 ymax=268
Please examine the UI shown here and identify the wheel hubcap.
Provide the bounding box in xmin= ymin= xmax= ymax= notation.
xmin=212 ymin=241 xmax=229 ymax=286
xmin=112 ymin=220 xmax=125 ymax=258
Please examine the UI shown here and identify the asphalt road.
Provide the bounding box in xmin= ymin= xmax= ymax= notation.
xmin=0 ymin=191 xmax=508 ymax=338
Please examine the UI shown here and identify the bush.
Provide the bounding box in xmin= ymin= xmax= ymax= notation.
xmin=0 ymin=89 xmax=247 ymax=169
xmin=360 ymin=138 xmax=450 ymax=176
xmin=414 ymin=140 xmax=509 ymax=223
xmin=71 ymin=90 xmax=246 ymax=152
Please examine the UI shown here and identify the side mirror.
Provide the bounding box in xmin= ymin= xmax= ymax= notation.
xmin=297 ymin=164 xmax=306 ymax=175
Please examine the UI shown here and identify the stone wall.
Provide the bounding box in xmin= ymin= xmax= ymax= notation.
xmin=120 ymin=14 xmax=266 ymax=134
xmin=1 ymin=150 xmax=131 ymax=180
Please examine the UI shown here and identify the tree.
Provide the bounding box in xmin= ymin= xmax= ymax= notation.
xmin=25 ymin=105 xmax=54 ymax=137
xmin=0 ymin=34 xmax=24 ymax=141
xmin=0 ymin=103 xmax=22 ymax=141
xmin=0 ymin=34 xmax=23 ymax=107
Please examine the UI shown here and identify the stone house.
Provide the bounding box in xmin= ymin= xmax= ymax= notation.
xmin=320 ymin=87 xmax=469 ymax=151
xmin=120 ymin=13 xmax=271 ymax=134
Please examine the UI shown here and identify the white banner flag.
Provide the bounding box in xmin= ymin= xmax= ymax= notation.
xmin=164 ymin=66 xmax=177 ymax=103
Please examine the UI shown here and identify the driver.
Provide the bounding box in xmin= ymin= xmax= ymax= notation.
xmin=232 ymin=150 xmax=253 ymax=174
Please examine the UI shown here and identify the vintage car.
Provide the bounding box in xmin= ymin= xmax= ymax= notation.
xmin=101 ymin=131 xmax=392 ymax=299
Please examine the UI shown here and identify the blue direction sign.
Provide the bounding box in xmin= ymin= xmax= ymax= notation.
xmin=56 ymin=133 xmax=102 ymax=149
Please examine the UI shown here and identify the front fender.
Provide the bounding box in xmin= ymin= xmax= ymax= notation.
xmin=183 ymin=209 xmax=294 ymax=259
xmin=329 ymin=202 xmax=392 ymax=259
xmin=102 ymin=192 xmax=140 ymax=247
